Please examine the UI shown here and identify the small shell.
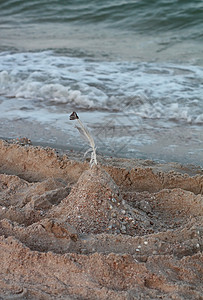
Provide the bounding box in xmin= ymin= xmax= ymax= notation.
xmin=121 ymin=225 xmax=126 ymax=231
xmin=111 ymin=212 xmax=117 ymax=218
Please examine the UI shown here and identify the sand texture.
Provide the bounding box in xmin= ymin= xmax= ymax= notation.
xmin=0 ymin=139 xmax=202 ymax=300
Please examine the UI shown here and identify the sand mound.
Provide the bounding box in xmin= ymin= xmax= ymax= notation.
xmin=49 ymin=166 xmax=153 ymax=235
xmin=0 ymin=140 xmax=202 ymax=299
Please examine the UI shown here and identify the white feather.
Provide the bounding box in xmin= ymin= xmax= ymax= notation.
xmin=72 ymin=115 xmax=97 ymax=167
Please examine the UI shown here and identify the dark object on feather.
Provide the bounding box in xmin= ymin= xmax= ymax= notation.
xmin=70 ymin=112 xmax=79 ymax=120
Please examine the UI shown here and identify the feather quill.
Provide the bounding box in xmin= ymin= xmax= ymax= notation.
xmin=69 ymin=112 xmax=97 ymax=167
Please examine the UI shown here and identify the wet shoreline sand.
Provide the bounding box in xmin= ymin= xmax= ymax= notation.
xmin=0 ymin=139 xmax=202 ymax=299
xmin=0 ymin=114 xmax=203 ymax=167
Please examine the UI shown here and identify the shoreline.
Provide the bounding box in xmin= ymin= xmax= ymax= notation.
xmin=0 ymin=114 xmax=203 ymax=167
xmin=1 ymin=138 xmax=203 ymax=182
xmin=0 ymin=139 xmax=202 ymax=299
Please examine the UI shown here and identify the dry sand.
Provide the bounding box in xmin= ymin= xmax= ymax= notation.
xmin=0 ymin=138 xmax=202 ymax=300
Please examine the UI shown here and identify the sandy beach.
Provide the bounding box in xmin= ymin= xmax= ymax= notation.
xmin=1 ymin=0 xmax=203 ymax=298
xmin=0 ymin=138 xmax=202 ymax=299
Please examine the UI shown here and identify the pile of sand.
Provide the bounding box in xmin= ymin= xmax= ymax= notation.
xmin=0 ymin=139 xmax=202 ymax=299
xmin=48 ymin=166 xmax=153 ymax=236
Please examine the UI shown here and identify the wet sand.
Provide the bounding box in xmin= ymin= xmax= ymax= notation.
xmin=0 ymin=139 xmax=202 ymax=299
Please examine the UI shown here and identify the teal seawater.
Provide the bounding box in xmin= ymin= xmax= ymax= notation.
xmin=0 ymin=0 xmax=202 ymax=64
xmin=0 ymin=0 xmax=203 ymax=36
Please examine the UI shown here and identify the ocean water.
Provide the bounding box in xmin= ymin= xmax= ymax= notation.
xmin=0 ymin=0 xmax=203 ymax=166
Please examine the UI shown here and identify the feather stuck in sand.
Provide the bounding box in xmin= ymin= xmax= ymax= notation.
xmin=70 ymin=112 xmax=97 ymax=167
